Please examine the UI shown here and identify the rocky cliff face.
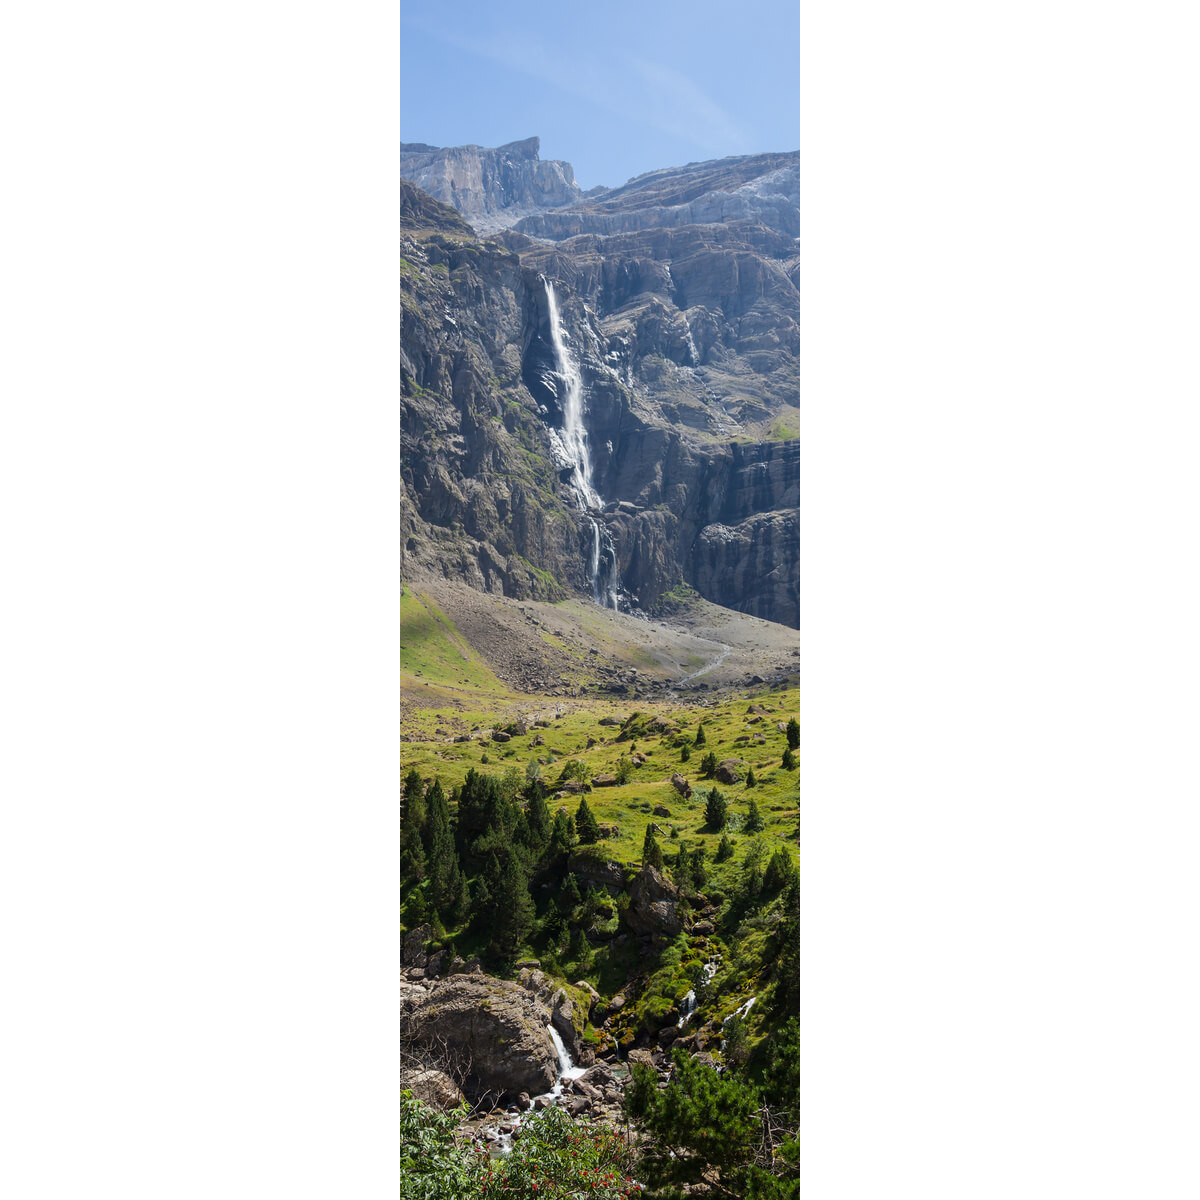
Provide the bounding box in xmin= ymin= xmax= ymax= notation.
xmin=401 ymin=137 xmax=582 ymax=233
xmin=400 ymin=139 xmax=799 ymax=628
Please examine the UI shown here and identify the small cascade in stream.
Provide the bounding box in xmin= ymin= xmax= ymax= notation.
xmin=483 ymin=1023 xmax=588 ymax=1156
xmin=543 ymin=279 xmax=622 ymax=611
xmin=677 ymin=959 xmax=721 ymax=1028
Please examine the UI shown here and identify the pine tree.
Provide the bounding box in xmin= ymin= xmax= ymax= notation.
xmin=680 ymin=743 xmax=691 ymax=763
xmin=491 ymin=853 xmax=535 ymax=961
xmin=715 ymin=833 xmax=734 ymax=862
xmin=694 ymin=723 xmax=707 ymax=748
xmin=526 ymin=789 xmax=551 ymax=856
xmin=704 ymin=787 xmax=728 ymax=831
xmin=642 ymin=824 xmax=664 ymax=870
xmin=559 ymin=871 xmax=583 ymax=913
xmin=763 ymin=847 xmax=797 ymax=894
xmin=786 ymin=717 xmax=800 ymax=750
xmin=782 ymin=747 xmax=797 ymax=770
xmin=744 ymin=798 xmax=765 ymax=834
xmin=549 ymin=808 xmax=575 ymax=859
xmin=700 ymin=750 xmax=718 ymax=778
xmin=575 ymin=795 xmax=600 ymax=844
xmin=745 ymin=767 xmax=757 ymax=788
xmin=425 ymin=781 xmax=461 ymax=916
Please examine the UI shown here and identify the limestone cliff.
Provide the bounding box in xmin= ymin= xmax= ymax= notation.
xmin=400 ymin=137 xmax=581 ymax=233
xmin=401 ymin=137 xmax=799 ymax=629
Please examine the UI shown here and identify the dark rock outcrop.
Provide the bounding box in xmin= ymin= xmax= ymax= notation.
xmin=623 ymin=864 xmax=683 ymax=937
xmin=402 ymin=974 xmax=558 ymax=1101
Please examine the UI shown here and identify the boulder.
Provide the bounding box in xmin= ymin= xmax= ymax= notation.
xmin=623 ymin=864 xmax=683 ymax=937
xmin=715 ymin=759 xmax=747 ymax=785
xmin=404 ymin=974 xmax=558 ymax=1101
xmin=567 ymin=853 xmax=625 ymax=893
xmin=401 ymin=1067 xmax=465 ymax=1111
xmin=653 ymin=804 xmax=672 ymax=817
xmin=592 ymin=773 xmax=618 ymax=787
xmin=491 ymin=730 xmax=510 ymax=742
xmin=691 ymin=920 xmax=714 ymax=936
xmin=598 ymin=716 xmax=623 ymax=726
xmin=424 ymin=950 xmax=447 ymax=979
xmin=670 ymin=774 xmax=692 ymax=798
xmin=401 ymin=923 xmax=431 ymax=968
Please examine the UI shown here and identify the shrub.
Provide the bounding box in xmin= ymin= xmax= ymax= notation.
xmin=786 ymin=717 xmax=800 ymax=750
xmin=680 ymin=743 xmax=691 ymax=763
xmin=705 ymin=787 xmax=728 ymax=831
xmin=781 ymin=747 xmax=796 ymax=770
xmin=615 ymin=756 xmax=634 ymax=785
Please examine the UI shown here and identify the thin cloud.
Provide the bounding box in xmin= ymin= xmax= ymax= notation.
xmin=406 ymin=17 xmax=745 ymax=159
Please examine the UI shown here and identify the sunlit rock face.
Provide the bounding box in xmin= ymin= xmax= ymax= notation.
xmin=401 ymin=134 xmax=799 ymax=629
xmin=401 ymin=137 xmax=582 ymax=233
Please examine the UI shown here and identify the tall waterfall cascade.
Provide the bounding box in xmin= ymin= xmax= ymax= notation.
xmin=543 ymin=279 xmax=621 ymax=610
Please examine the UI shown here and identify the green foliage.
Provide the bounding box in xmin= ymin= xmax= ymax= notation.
xmin=744 ymin=798 xmax=765 ymax=834
xmin=700 ymin=750 xmax=718 ymax=778
xmin=491 ymin=852 xmax=535 ymax=961
xmin=785 ymin=717 xmax=800 ymax=750
xmin=704 ymin=787 xmax=728 ymax=831
xmin=694 ymin=723 xmax=707 ymax=747
xmin=400 ymin=1093 xmax=639 ymax=1200
xmin=642 ymin=824 xmax=664 ymax=871
xmin=425 ymin=780 xmax=462 ymax=916
xmin=575 ymin=795 xmax=601 ymax=844
xmin=625 ymin=1048 xmax=763 ymax=1196
xmin=715 ymin=833 xmax=735 ymax=862
xmin=614 ymin=756 xmax=634 ymax=785
xmin=558 ymin=758 xmax=591 ymax=784
xmin=781 ymin=747 xmax=796 ymax=770
xmin=481 ymin=1105 xmax=638 ymax=1198
xmin=680 ymin=742 xmax=691 ymax=763
xmin=745 ymin=767 xmax=757 ymax=788
xmin=723 ymin=1014 xmax=750 ymax=1068
xmin=399 ymin=1091 xmax=474 ymax=1200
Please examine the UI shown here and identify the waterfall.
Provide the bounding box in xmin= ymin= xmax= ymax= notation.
xmin=678 ymin=959 xmax=720 ymax=1028
xmin=544 ymin=279 xmax=620 ymax=610
xmin=483 ymin=1023 xmax=588 ymax=1156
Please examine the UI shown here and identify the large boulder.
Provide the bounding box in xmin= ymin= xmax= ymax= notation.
xmin=401 ymin=923 xmax=431 ymax=969
xmin=401 ymin=1067 xmax=465 ymax=1111
xmin=403 ymin=974 xmax=558 ymax=1102
xmin=715 ymin=759 xmax=747 ymax=785
xmin=623 ymin=864 xmax=683 ymax=937
xmin=567 ymin=852 xmax=625 ymax=894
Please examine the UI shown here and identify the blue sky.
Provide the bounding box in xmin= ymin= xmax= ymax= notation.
xmin=401 ymin=0 xmax=799 ymax=191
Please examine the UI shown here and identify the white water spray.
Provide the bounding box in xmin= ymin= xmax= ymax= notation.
xmin=544 ymin=279 xmax=620 ymax=610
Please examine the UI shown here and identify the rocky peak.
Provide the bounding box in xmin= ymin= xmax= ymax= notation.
xmin=400 ymin=136 xmax=582 ymax=233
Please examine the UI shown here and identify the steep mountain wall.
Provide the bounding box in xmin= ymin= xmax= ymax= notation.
xmin=401 ymin=144 xmax=799 ymax=628
xmin=400 ymin=137 xmax=581 ymax=233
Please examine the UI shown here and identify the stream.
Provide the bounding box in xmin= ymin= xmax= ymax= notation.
xmin=481 ymin=1024 xmax=588 ymax=1155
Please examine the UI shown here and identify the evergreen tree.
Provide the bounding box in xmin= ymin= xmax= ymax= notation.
xmin=575 ymin=795 xmax=600 ymax=844
xmin=425 ymin=781 xmax=461 ymax=916
xmin=689 ymin=846 xmax=707 ymax=890
xmin=701 ymin=750 xmax=719 ymax=778
xmin=625 ymin=1048 xmax=780 ymax=1198
xmin=715 ymin=832 xmax=734 ymax=862
xmin=744 ymin=798 xmax=765 ymax=834
xmin=763 ymin=848 xmax=797 ymax=894
xmin=680 ymin=742 xmax=691 ymax=763
xmin=548 ymin=808 xmax=576 ymax=859
xmin=642 ymin=824 xmax=664 ymax=870
xmin=694 ymin=723 xmax=707 ymax=748
xmin=491 ymin=852 xmax=535 ymax=960
xmin=786 ymin=717 xmax=800 ymax=750
xmin=526 ymin=789 xmax=551 ymax=856
xmin=558 ymin=871 xmax=583 ymax=913
xmin=745 ymin=766 xmax=757 ymax=788
xmin=704 ymin=787 xmax=728 ymax=831
xmin=782 ymin=747 xmax=797 ymax=770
